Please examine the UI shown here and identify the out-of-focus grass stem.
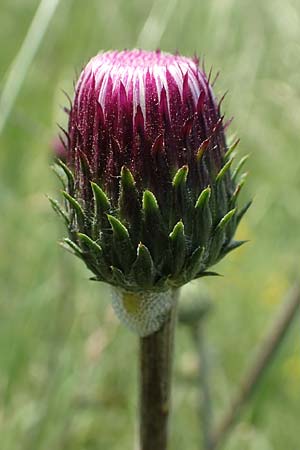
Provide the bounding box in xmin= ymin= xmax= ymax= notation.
xmin=211 ymin=282 xmax=300 ymax=449
xmin=0 ymin=0 xmax=61 ymax=134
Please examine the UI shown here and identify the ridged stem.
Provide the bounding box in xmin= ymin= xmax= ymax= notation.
xmin=139 ymin=289 xmax=178 ymax=450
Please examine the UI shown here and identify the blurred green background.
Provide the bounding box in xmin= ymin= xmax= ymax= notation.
xmin=1 ymin=0 xmax=300 ymax=449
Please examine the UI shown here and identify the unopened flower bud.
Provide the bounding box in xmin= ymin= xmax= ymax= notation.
xmin=52 ymin=49 xmax=250 ymax=335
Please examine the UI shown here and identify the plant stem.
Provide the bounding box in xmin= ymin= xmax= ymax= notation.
xmin=192 ymin=322 xmax=212 ymax=450
xmin=210 ymin=282 xmax=300 ymax=449
xmin=139 ymin=290 xmax=178 ymax=450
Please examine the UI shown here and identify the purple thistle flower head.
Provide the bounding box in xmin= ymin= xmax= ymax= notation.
xmin=68 ymin=49 xmax=226 ymax=203
xmin=52 ymin=49 xmax=250 ymax=335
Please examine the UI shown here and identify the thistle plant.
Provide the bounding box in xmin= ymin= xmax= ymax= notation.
xmin=51 ymin=49 xmax=249 ymax=450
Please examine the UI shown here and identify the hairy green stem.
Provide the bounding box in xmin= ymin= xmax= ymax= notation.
xmin=139 ymin=290 xmax=178 ymax=450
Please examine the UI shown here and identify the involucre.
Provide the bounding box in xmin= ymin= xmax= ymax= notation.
xmin=51 ymin=49 xmax=250 ymax=335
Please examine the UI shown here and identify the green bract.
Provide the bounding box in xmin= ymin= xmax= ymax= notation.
xmin=51 ymin=151 xmax=250 ymax=293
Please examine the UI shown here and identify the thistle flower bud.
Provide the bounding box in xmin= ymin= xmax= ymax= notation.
xmin=52 ymin=49 xmax=250 ymax=335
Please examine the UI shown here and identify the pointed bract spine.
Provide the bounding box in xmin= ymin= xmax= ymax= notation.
xmin=236 ymin=200 xmax=252 ymax=225
xmin=224 ymin=138 xmax=240 ymax=160
xmin=209 ymin=208 xmax=237 ymax=263
xmin=119 ymin=166 xmax=141 ymax=244
xmin=171 ymin=166 xmax=192 ymax=229
xmin=142 ymin=190 xmax=167 ymax=264
xmin=61 ymin=238 xmax=83 ymax=258
xmin=172 ymin=165 xmax=188 ymax=188
xmin=216 ymin=158 xmax=233 ymax=183
xmin=130 ymin=243 xmax=155 ymax=288
xmin=184 ymin=246 xmax=205 ymax=280
xmin=48 ymin=196 xmax=70 ymax=226
xmin=56 ymin=159 xmax=75 ymax=195
xmin=169 ymin=221 xmax=186 ymax=276
xmin=91 ymin=182 xmax=111 ymax=239
xmin=107 ymin=215 xmax=135 ymax=272
xmin=62 ymin=191 xmax=85 ymax=228
xmin=193 ymin=187 xmax=212 ymax=247
xmin=232 ymin=155 xmax=249 ymax=181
